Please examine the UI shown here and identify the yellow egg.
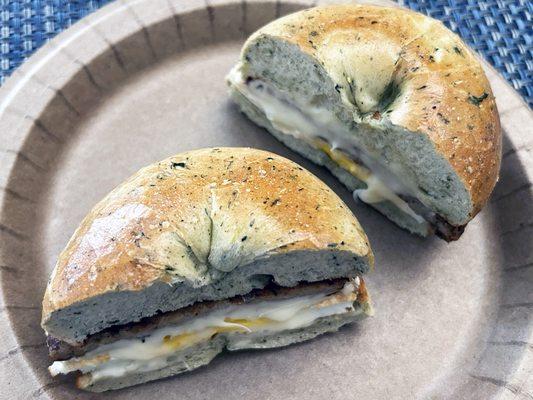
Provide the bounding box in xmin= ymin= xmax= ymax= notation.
xmin=315 ymin=139 xmax=371 ymax=182
xmin=163 ymin=332 xmax=205 ymax=349
xmin=223 ymin=317 xmax=274 ymax=329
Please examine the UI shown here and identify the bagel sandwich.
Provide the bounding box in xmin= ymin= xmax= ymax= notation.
xmin=227 ymin=5 xmax=502 ymax=241
xmin=42 ymin=148 xmax=373 ymax=391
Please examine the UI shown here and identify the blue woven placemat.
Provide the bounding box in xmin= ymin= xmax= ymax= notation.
xmin=0 ymin=0 xmax=531 ymax=107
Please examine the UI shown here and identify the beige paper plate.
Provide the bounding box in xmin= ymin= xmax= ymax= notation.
xmin=0 ymin=0 xmax=531 ymax=398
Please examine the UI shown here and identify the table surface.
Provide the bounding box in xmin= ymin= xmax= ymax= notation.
xmin=0 ymin=0 xmax=531 ymax=107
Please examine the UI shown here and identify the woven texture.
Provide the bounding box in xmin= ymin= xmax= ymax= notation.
xmin=0 ymin=0 xmax=532 ymax=107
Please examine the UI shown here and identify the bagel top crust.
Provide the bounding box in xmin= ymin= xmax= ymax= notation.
xmin=244 ymin=5 xmax=501 ymax=217
xmin=42 ymin=147 xmax=372 ymax=320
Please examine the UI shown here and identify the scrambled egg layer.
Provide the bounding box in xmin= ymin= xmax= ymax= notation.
xmin=49 ymin=282 xmax=361 ymax=383
xmin=314 ymin=138 xmax=371 ymax=182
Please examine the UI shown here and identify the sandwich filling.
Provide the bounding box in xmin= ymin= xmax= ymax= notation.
xmin=49 ymin=278 xmax=366 ymax=385
xmin=228 ymin=66 xmax=464 ymax=239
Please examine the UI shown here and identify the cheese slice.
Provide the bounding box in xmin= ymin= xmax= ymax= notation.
xmin=228 ymin=66 xmax=426 ymax=224
xmin=49 ymin=281 xmax=361 ymax=383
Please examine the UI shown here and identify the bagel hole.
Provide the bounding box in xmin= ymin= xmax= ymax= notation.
xmin=309 ymin=94 xmax=330 ymax=108
xmin=377 ymin=80 xmax=401 ymax=113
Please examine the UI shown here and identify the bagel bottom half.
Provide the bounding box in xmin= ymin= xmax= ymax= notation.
xmin=48 ymin=278 xmax=370 ymax=392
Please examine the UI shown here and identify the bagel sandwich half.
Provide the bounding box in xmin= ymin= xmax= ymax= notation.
xmin=227 ymin=4 xmax=502 ymax=241
xmin=42 ymin=148 xmax=373 ymax=392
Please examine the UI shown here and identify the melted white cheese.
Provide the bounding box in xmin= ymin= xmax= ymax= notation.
xmin=50 ymin=281 xmax=361 ymax=383
xmin=354 ymin=176 xmax=425 ymax=223
xmin=228 ymin=66 xmax=426 ymax=225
